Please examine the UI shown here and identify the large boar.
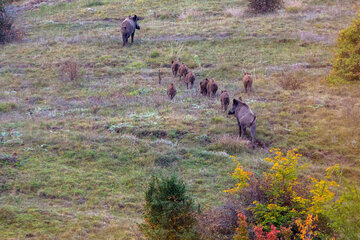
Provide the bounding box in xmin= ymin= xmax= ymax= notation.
xmin=228 ymin=98 xmax=256 ymax=146
xmin=121 ymin=15 xmax=141 ymax=46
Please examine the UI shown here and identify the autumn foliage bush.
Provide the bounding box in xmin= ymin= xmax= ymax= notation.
xmin=140 ymin=174 xmax=198 ymax=240
xmin=225 ymin=149 xmax=341 ymax=239
xmin=328 ymin=16 xmax=360 ymax=82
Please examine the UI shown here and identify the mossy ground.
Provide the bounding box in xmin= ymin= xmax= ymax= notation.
xmin=1 ymin=0 xmax=359 ymax=238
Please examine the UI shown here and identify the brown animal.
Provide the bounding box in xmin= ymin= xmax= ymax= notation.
xmin=184 ymin=71 xmax=195 ymax=89
xmin=207 ymin=79 xmax=218 ymax=97
xmin=178 ymin=63 xmax=188 ymax=81
xmin=121 ymin=15 xmax=141 ymax=46
xmin=167 ymin=83 xmax=176 ymax=100
xmin=220 ymin=90 xmax=230 ymax=112
xmin=171 ymin=60 xmax=180 ymax=77
xmin=242 ymin=73 xmax=253 ymax=93
xmin=228 ymin=98 xmax=256 ymax=147
xmin=200 ymin=78 xmax=209 ymax=96
xmin=158 ymin=69 xmax=162 ymax=84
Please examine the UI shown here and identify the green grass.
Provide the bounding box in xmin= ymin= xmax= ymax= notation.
xmin=0 ymin=0 xmax=359 ymax=239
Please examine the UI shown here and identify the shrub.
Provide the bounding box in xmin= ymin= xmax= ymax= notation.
xmin=59 ymin=60 xmax=82 ymax=82
xmin=324 ymin=184 xmax=360 ymax=239
xmin=247 ymin=0 xmax=284 ymax=14
xmin=234 ymin=212 xmax=249 ymax=240
xmin=140 ymin=174 xmax=198 ymax=240
xmin=328 ymin=16 xmax=360 ymax=82
xmin=224 ymin=149 xmax=341 ymax=238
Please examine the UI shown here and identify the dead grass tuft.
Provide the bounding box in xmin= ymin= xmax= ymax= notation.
xmin=284 ymin=0 xmax=303 ymax=13
xmin=208 ymin=135 xmax=249 ymax=154
xmin=197 ymin=204 xmax=238 ymax=240
xmin=276 ymin=71 xmax=306 ymax=90
xmin=224 ymin=8 xmax=244 ymax=17
xmin=178 ymin=9 xmax=204 ymax=19
xmin=59 ymin=59 xmax=82 ymax=82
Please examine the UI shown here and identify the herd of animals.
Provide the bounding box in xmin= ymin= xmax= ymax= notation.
xmin=121 ymin=14 xmax=257 ymax=147
xmin=167 ymin=60 xmax=256 ymax=147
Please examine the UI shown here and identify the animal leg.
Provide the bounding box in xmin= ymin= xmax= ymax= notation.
xmin=122 ymin=34 xmax=126 ymax=46
xmin=237 ymin=120 xmax=242 ymax=138
xmin=131 ymin=32 xmax=134 ymax=43
xmin=250 ymin=123 xmax=256 ymax=148
xmin=242 ymin=127 xmax=249 ymax=139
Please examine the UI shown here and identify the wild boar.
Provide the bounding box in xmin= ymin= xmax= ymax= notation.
xmin=228 ymin=98 xmax=256 ymax=146
xmin=178 ymin=63 xmax=188 ymax=81
xmin=200 ymin=78 xmax=209 ymax=96
xmin=242 ymin=73 xmax=253 ymax=93
xmin=171 ymin=60 xmax=180 ymax=77
xmin=167 ymin=83 xmax=176 ymax=100
xmin=207 ymin=79 xmax=218 ymax=97
xmin=185 ymin=71 xmax=195 ymax=89
xmin=121 ymin=15 xmax=141 ymax=46
xmin=220 ymin=90 xmax=230 ymax=112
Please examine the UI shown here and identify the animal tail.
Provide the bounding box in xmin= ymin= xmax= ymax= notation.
xmin=250 ymin=115 xmax=256 ymax=126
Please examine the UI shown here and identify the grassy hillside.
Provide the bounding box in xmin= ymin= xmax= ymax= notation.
xmin=1 ymin=0 xmax=359 ymax=238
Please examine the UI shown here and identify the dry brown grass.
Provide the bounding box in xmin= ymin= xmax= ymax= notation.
xmin=208 ymin=135 xmax=249 ymax=154
xmin=59 ymin=59 xmax=82 ymax=82
xmin=284 ymin=0 xmax=304 ymax=13
xmin=197 ymin=204 xmax=238 ymax=240
xmin=276 ymin=71 xmax=305 ymax=90
xmin=224 ymin=8 xmax=244 ymax=18
xmin=178 ymin=9 xmax=204 ymax=19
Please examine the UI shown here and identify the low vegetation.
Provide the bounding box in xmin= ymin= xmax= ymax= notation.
xmin=226 ymin=149 xmax=340 ymax=239
xmin=328 ymin=16 xmax=360 ymax=83
xmin=140 ymin=174 xmax=198 ymax=240
xmin=247 ymin=0 xmax=284 ymax=14
xmin=0 ymin=0 xmax=359 ymax=239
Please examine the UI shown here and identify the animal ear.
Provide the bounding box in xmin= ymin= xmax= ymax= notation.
xmin=233 ymin=99 xmax=239 ymax=105
xmin=133 ymin=15 xmax=137 ymax=20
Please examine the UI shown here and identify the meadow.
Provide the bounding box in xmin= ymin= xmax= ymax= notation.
xmin=0 ymin=0 xmax=359 ymax=238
